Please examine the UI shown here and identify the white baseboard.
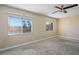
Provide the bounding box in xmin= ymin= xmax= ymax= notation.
xmin=58 ymin=35 xmax=79 ymax=42
xmin=0 ymin=36 xmax=57 ymax=52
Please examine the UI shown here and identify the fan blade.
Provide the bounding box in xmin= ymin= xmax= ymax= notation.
xmin=52 ymin=10 xmax=60 ymax=14
xmin=55 ymin=6 xmax=62 ymax=9
xmin=52 ymin=11 xmax=58 ymax=14
xmin=64 ymin=4 xmax=78 ymax=9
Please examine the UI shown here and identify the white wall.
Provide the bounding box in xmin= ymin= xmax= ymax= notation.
xmin=58 ymin=16 xmax=79 ymax=39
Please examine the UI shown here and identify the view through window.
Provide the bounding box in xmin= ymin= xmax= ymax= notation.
xmin=46 ymin=22 xmax=53 ymax=31
xmin=8 ymin=16 xmax=32 ymax=35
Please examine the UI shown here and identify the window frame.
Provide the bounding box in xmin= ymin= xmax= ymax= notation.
xmin=46 ymin=21 xmax=53 ymax=31
xmin=8 ymin=15 xmax=32 ymax=35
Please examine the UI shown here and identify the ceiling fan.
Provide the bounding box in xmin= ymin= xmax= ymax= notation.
xmin=52 ymin=4 xmax=78 ymax=14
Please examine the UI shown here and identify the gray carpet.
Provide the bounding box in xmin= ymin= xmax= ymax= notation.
xmin=0 ymin=37 xmax=79 ymax=55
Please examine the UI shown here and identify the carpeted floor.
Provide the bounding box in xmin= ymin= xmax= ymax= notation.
xmin=0 ymin=37 xmax=79 ymax=55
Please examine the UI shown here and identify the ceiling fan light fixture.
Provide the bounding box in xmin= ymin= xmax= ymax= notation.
xmin=52 ymin=4 xmax=78 ymax=14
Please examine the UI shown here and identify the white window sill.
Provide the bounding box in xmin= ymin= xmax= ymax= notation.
xmin=8 ymin=33 xmax=23 ymax=35
xmin=8 ymin=32 xmax=32 ymax=36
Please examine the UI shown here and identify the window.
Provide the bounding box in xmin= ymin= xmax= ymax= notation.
xmin=46 ymin=21 xmax=53 ymax=31
xmin=8 ymin=16 xmax=32 ymax=35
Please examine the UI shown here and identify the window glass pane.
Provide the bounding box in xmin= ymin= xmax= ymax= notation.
xmin=8 ymin=16 xmax=22 ymax=35
xmin=46 ymin=22 xmax=53 ymax=31
xmin=50 ymin=23 xmax=53 ymax=30
xmin=8 ymin=16 xmax=32 ymax=35
xmin=8 ymin=16 xmax=22 ymax=27
xmin=22 ymin=19 xmax=32 ymax=33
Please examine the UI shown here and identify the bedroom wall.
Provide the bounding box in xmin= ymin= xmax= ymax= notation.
xmin=58 ymin=16 xmax=79 ymax=39
xmin=0 ymin=6 xmax=8 ymax=48
xmin=0 ymin=5 xmax=57 ymax=49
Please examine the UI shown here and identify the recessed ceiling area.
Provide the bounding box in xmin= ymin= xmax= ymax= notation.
xmin=6 ymin=4 xmax=79 ymax=18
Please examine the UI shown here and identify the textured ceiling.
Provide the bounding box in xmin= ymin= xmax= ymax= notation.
xmin=6 ymin=4 xmax=79 ymax=18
